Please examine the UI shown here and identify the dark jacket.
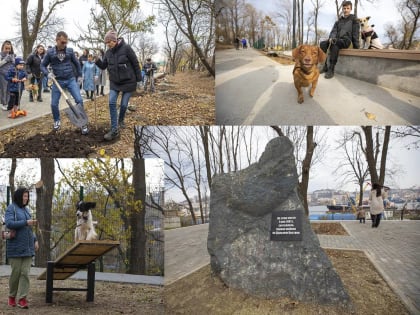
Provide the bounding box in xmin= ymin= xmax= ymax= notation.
xmin=26 ymin=52 xmax=44 ymax=78
xmin=6 ymin=68 xmax=26 ymax=93
xmin=329 ymin=14 xmax=360 ymax=49
xmin=95 ymin=38 xmax=141 ymax=92
xmin=5 ymin=203 xmax=36 ymax=258
xmin=143 ymin=61 xmax=157 ymax=76
xmin=41 ymin=46 xmax=82 ymax=80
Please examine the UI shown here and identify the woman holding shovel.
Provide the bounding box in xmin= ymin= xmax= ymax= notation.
xmin=95 ymin=30 xmax=142 ymax=141
xmin=41 ymin=31 xmax=88 ymax=135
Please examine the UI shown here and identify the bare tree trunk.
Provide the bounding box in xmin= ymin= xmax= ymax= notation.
xmin=35 ymin=158 xmax=54 ymax=267
xmin=199 ymin=126 xmax=212 ymax=188
xmin=129 ymin=158 xmax=146 ymax=274
xmin=299 ymin=126 xmax=315 ymax=216
xmin=8 ymin=158 xmax=17 ymax=198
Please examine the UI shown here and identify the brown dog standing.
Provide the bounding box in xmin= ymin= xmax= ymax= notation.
xmin=292 ymin=45 xmax=326 ymax=103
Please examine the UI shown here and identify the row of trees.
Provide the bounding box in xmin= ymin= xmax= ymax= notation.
xmin=216 ymin=0 xmax=419 ymax=50
xmin=16 ymin=0 xmax=215 ymax=77
xmin=135 ymin=126 xmax=419 ymax=224
xmin=1 ymin=157 xmax=163 ymax=275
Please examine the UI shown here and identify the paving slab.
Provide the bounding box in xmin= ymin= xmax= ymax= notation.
xmin=216 ymin=48 xmax=420 ymax=125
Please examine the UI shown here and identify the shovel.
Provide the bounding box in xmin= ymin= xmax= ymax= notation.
xmin=50 ymin=76 xmax=88 ymax=128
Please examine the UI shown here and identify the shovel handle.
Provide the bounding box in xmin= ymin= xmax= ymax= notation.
xmin=50 ymin=76 xmax=70 ymax=101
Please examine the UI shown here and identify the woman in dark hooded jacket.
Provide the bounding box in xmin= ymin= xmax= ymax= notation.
xmin=95 ymin=30 xmax=142 ymax=141
xmin=5 ymin=187 xmax=38 ymax=309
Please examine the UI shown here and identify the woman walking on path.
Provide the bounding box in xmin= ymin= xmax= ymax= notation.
xmin=95 ymin=30 xmax=141 ymax=141
xmin=369 ymin=183 xmax=389 ymax=228
xmin=5 ymin=187 xmax=38 ymax=309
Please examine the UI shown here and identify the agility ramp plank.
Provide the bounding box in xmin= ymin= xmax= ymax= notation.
xmin=37 ymin=240 xmax=120 ymax=303
xmin=38 ymin=240 xmax=120 ymax=280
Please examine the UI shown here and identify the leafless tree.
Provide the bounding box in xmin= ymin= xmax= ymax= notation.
xmin=35 ymin=158 xmax=54 ymax=268
xmin=358 ymin=126 xmax=392 ymax=186
xmin=155 ymin=0 xmax=215 ymax=77
xmin=19 ymin=0 xmax=70 ymax=58
xmin=334 ymin=130 xmax=370 ymax=206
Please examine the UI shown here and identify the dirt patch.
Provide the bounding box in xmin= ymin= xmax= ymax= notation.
xmin=0 ymin=277 xmax=163 ymax=314
xmin=257 ymin=49 xmax=295 ymax=65
xmin=165 ymin=249 xmax=409 ymax=315
xmin=311 ymin=222 xmax=349 ymax=235
xmin=0 ymin=71 xmax=214 ymax=158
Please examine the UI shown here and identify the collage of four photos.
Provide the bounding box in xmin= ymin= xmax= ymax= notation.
xmin=0 ymin=0 xmax=419 ymax=314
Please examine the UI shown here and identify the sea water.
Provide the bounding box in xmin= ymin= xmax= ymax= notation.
xmin=309 ymin=205 xmax=356 ymax=221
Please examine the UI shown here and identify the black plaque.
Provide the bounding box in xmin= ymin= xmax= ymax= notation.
xmin=270 ymin=211 xmax=302 ymax=241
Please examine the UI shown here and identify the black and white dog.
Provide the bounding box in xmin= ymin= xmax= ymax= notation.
xmin=75 ymin=201 xmax=98 ymax=242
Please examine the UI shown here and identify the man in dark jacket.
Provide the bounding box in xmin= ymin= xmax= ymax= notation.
xmin=41 ymin=31 xmax=88 ymax=134
xmin=320 ymin=1 xmax=359 ymax=79
xmin=26 ymin=44 xmax=45 ymax=102
xmin=95 ymin=30 xmax=142 ymax=141
xmin=143 ymin=58 xmax=157 ymax=92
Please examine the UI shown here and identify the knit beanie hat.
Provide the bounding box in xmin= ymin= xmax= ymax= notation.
xmin=15 ymin=57 xmax=25 ymax=66
xmin=104 ymin=30 xmax=118 ymax=43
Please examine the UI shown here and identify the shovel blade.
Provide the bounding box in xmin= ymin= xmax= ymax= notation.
xmin=64 ymin=103 xmax=89 ymax=128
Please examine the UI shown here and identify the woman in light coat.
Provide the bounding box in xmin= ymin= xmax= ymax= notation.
xmin=82 ymin=54 xmax=99 ymax=100
xmin=369 ymin=183 xmax=389 ymax=228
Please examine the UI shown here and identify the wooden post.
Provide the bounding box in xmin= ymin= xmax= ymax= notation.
xmin=87 ymin=262 xmax=95 ymax=302
xmin=46 ymin=261 xmax=54 ymax=303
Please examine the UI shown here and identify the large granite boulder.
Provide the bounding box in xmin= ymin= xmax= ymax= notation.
xmin=207 ymin=137 xmax=351 ymax=306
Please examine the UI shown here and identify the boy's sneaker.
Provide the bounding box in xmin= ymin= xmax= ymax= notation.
xmin=17 ymin=297 xmax=28 ymax=309
xmin=1 ymin=104 xmax=8 ymax=111
xmin=53 ymin=120 xmax=61 ymax=131
xmin=81 ymin=125 xmax=89 ymax=135
xmin=104 ymin=129 xmax=119 ymax=141
xmin=8 ymin=296 xmax=16 ymax=307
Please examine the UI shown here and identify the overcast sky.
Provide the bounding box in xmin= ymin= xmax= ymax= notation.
xmin=0 ymin=0 xmax=165 ymax=60
xmin=247 ymin=0 xmax=404 ymax=42
xmin=163 ymin=126 xmax=420 ymax=202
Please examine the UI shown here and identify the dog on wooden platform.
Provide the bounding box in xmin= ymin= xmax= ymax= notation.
xmin=358 ymin=16 xmax=383 ymax=49
xmin=74 ymin=201 xmax=97 ymax=242
xmin=292 ymin=44 xmax=326 ymax=104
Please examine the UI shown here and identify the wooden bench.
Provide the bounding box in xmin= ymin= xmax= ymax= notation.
xmin=37 ymin=240 xmax=120 ymax=303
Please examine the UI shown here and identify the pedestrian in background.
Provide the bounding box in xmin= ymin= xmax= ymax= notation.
xmin=0 ymin=40 xmax=15 ymax=110
xmin=26 ymin=44 xmax=45 ymax=102
xmin=82 ymin=54 xmax=99 ymax=100
xmin=143 ymin=58 xmax=157 ymax=93
xmin=5 ymin=187 xmax=39 ymax=309
xmin=369 ymin=183 xmax=389 ymax=228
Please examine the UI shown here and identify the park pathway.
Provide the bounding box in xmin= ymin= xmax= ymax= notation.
xmin=216 ymin=48 xmax=420 ymax=125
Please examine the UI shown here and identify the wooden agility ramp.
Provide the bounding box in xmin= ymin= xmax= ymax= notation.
xmin=37 ymin=240 xmax=120 ymax=303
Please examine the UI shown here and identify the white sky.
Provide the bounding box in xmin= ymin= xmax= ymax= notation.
xmin=0 ymin=0 xmax=166 ymax=61
xmin=247 ymin=0 xmax=405 ymax=42
xmin=164 ymin=126 xmax=420 ymax=202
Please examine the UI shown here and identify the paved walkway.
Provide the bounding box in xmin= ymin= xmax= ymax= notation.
xmin=0 ymin=265 xmax=163 ymax=286
xmin=216 ymin=48 xmax=420 ymax=125
xmin=165 ymin=221 xmax=420 ymax=315
xmin=165 ymin=223 xmax=209 ymax=285
xmin=318 ymin=220 xmax=420 ymax=315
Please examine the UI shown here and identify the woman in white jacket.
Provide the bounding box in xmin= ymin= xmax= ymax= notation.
xmin=369 ymin=183 xmax=389 ymax=228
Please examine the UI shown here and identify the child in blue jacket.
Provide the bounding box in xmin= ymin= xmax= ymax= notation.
xmin=5 ymin=57 xmax=27 ymax=118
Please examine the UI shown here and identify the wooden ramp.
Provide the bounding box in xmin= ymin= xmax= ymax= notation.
xmin=37 ymin=240 xmax=120 ymax=303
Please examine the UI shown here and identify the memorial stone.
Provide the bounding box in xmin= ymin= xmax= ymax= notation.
xmin=207 ymin=137 xmax=351 ymax=306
